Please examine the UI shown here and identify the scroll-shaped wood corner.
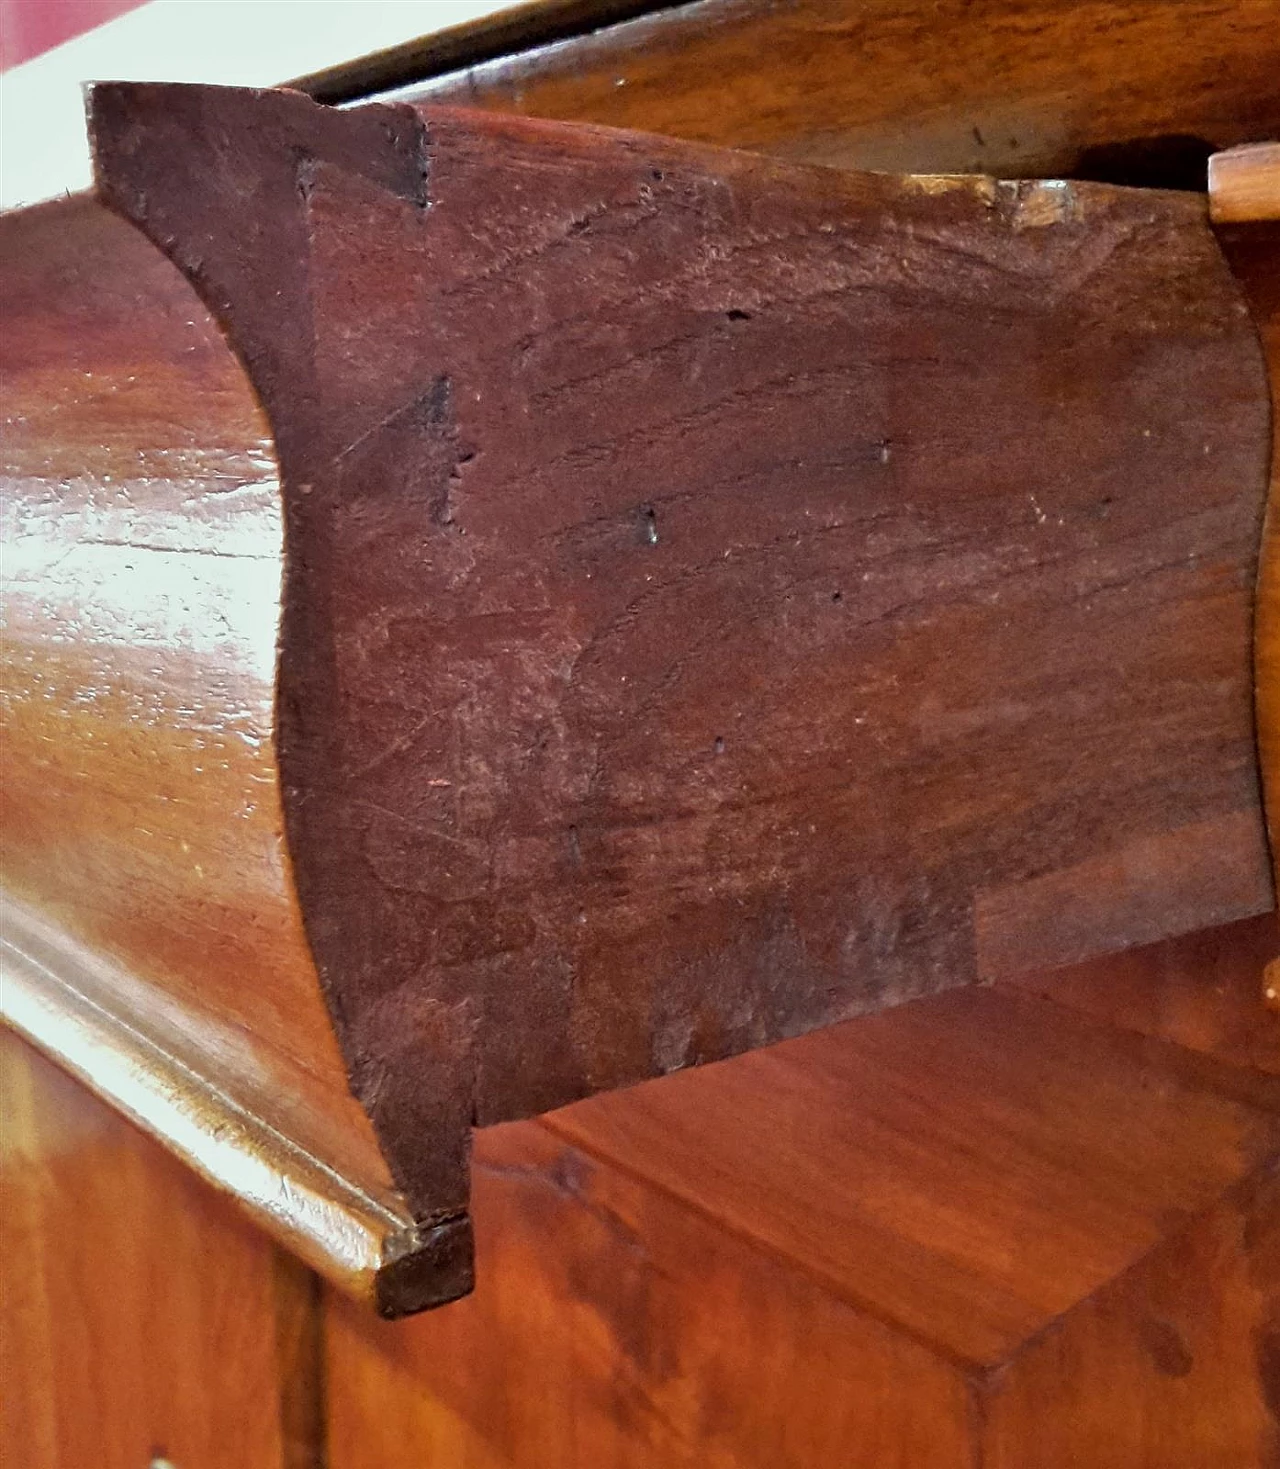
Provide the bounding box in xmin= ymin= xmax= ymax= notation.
xmin=88 ymin=83 xmax=1273 ymax=1278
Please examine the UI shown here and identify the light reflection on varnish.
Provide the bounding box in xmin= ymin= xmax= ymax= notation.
xmin=0 ymin=196 xmax=392 ymax=1192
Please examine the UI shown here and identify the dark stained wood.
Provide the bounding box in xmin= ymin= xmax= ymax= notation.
xmin=385 ymin=0 xmax=1280 ymax=183
xmin=1216 ymin=215 xmax=1280 ymax=1012
xmin=0 ymin=1029 xmax=323 ymax=1469
xmin=325 ymin=981 xmax=1280 ymax=1466
xmin=88 ymin=83 xmax=1273 ymax=1277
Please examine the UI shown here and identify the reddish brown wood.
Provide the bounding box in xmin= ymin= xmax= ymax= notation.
xmin=82 ymin=83 xmax=1273 ymax=1275
xmin=389 ymin=0 xmax=1280 ymax=183
xmin=0 ymin=194 xmax=390 ymax=1189
xmin=0 ymin=1029 xmax=322 ymax=1469
xmin=325 ymin=973 xmax=1280 ymax=1467
xmin=1002 ymin=911 xmax=1280 ymax=1077
xmin=0 ymin=191 xmax=459 ymax=1313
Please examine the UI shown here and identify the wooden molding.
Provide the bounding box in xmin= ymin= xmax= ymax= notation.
xmin=0 ymin=189 xmax=467 ymax=1314
xmin=0 ymin=893 xmax=444 ymax=1317
xmin=4 ymin=79 xmax=1276 ymax=1311
xmin=386 ymin=0 xmax=1280 ymax=184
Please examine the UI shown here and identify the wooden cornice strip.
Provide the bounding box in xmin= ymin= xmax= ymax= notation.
xmin=289 ymin=0 xmax=695 ymax=107
xmin=0 ymin=892 xmax=451 ymax=1317
xmin=0 ymin=188 xmax=467 ymax=1313
xmin=381 ymin=0 xmax=1280 ymax=184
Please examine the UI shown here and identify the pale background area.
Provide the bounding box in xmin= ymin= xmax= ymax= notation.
xmin=0 ymin=0 xmax=513 ymax=210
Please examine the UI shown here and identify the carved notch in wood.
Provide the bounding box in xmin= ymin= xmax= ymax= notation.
xmin=14 ymin=80 xmax=1261 ymax=1308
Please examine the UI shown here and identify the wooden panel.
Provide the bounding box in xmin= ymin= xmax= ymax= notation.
xmin=1002 ymin=912 xmax=1280 ymax=1076
xmin=327 ymin=1123 xmax=973 ymax=1469
xmin=90 ymin=83 xmax=1272 ymax=1255
xmin=984 ymin=1166 xmax=1280 ymax=1468
xmin=547 ymin=985 xmax=1280 ymax=1367
xmin=0 ymin=1029 xmax=322 ymax=1469
xmin=324 ymin=980 xmax=1280 ymax=1466
xmin=391 ymin=0 xmax=1280 ymax=182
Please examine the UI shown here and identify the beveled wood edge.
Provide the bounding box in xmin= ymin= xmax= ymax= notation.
xmin=0 ymin=890 xmax=467 ymax=1317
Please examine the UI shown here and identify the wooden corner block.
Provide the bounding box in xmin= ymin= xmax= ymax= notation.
xmin=4 ymin=81 xmax=1274 ymax=1310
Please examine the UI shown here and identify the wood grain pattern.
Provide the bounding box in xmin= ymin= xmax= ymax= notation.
xmin=0 ymin=891 xmax=432 ymax=1310
xmin=1002 ymin=911 xmax=1280 ymax=1078
xmin=0 ymin=193 xmax=382 ymax=1185
xmin=388 ymin=0 xmax=1280 ymax=183
xmin=1210 ymin=143 xmax=1280 ymax=224
xmin=87 ymin=82 xmax=1273 ymax=1269
xmin=546 ymin=984 xmax=1280 ymax=1367
xmin=327 ymin=1122 xmax=976 ymax=1469
xmin=983 ymin=1164 xmax=1280 ymax=1468
xmin=0 ymin=1028 xmax=322 ymax=1469
xmin=325 ymin=979 xmax=1280 ymax=1466
xmin=0 ymin=191 xmax=462 ymax=1312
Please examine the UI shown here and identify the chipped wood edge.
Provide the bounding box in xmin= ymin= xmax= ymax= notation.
xmin=0 ymin=890 xmax=461 ymax=1316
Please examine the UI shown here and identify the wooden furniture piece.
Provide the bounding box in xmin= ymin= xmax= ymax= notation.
xmin=2 ymin=0 xmax=1279 ymax=1463
xmin=5 ymin=916 xmax=1277 ymax=1469
xmin=4 ymin=78 xmax=1275 ymax=1310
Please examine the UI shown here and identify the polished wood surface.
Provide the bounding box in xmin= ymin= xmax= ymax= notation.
xmin=1 ymin=891 xmax=427 ymax=1306
xmin=982 ymin=1164 xmax=1280 ymax=1468
xmin=1003 ymin=911 xmax=1280 ymax=1076
xmin=0 ymin=191 xmax=455 ymax=1308
xmin=1210 ymin=143 xmax=1280 ymax=224
xmin=391 ymin=0 xmax=1280 ymax=183
xmin=326 ymin=954 xmax=1280 ymax=1467
xmin=0 ymin=192 xmax=378 ymax=1180
xmin=546 ymin=984 xmax=1279 ymax=1366
xmin=0 ymin=1029 xmax=323 ymax=1469
xmin=88 ymin=83 xmax=1274 ymax=1274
